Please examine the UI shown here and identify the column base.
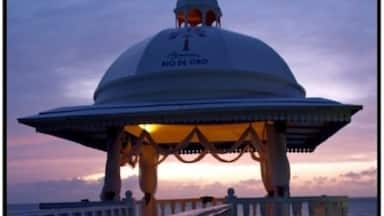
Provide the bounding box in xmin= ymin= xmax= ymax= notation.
xmin=142 ymin=194 xmax=157 ymax=216
xmin=101 ymin=191 xmax=120 ymax=201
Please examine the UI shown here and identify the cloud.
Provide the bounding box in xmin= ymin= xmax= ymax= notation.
xmin=8 ymin=178 xmax=105 ymax=204
xmin=360 ymin=168 xmax=377 ymax=177
xmin=290 ymin=167 xmax=377 ymax=197
xmin=313 ymin=177 xmax=328 ymax=185
xmin=342 ymin=172 xmax=362 ymax=180
xmin=7 ymin=133 xmax=55 ymax=146
xmin=340 ymin=167 xmax=377 ymax=181
xmin=8 ymin=166 xmax=377 ymax=204
xmin=7 ymin=175 xmax=267 ymax=204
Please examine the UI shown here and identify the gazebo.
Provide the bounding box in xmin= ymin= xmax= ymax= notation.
xmin=19 ymin=0 xmax=362 ymax=215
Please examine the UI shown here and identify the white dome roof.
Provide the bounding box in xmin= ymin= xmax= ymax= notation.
xmin=18 ymin=1 xmax=362 ymax=154
xmin=94 ymin=27 xmax=305 ymax=104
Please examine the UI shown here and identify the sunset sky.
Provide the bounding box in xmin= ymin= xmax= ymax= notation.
xmin=7 ymin=0 xmax=377 ymax=203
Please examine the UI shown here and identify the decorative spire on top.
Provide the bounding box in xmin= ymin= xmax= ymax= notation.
xmin=174 ymin=0 xmax=222 ymax=28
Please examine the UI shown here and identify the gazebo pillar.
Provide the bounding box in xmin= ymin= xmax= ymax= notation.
xmin=261 ymin=122 xmax=291 ymax=197
xmin=139 ymin=144 xmax=159 ymax=216
xmin=259 ymin=122 xmax=291 ymax=216
xmin=260 ymin=158 xmax=274 ymax=196
xmin=100 ymin=128 xmax=123 ymax=201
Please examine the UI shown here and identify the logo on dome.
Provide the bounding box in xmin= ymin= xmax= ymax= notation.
xmin=161 ymin=51 xmax=208 ymax=67
xmin=162 ymin=28 xmax=209 ymax=68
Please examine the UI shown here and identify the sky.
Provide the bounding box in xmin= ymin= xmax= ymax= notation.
xmin=7 ymin=0 xmax=377 ymax=203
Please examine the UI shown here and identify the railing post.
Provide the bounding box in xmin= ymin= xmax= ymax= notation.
xmin=292 ymin=201 xmax=302 ymax=216
xmin=273 ymin=197 xmax=291 ymax=216
xmin=124 ymin=190 xmax=136 ymax=216
xmin=170 ymin=201 xmax=176 ymax=214
xmin=340 ymin=198 xmax=348 ymax=216
xmin=260 ymin=197 xmax=274 ymax=216
xmin=212 ymin=198 xmax=217 ymax=206
xmin=225 ymin=188 xmax=238 ymax=216
xmin=252 ymin=203 xmax=257 ymax=216
xmin=160 ymin=202 xmax=165 ymax=216
xmin=180 ymin=200 xmax=186 ymax=212
xmin=308 ymin=200 xmax=316 ymax=216
xmin=324 ymin=199 xmax=332 ymax=216
xmin=309 ymin=199 xmax=326 ymax=216
xmin=243 ymin=202 xmax=250 ymax=216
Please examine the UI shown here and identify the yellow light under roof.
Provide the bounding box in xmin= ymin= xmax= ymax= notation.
xmin=126 ymin=122 xmax=265 ymax=144
xmin=138 ymin=124 xmax=160 ymax=133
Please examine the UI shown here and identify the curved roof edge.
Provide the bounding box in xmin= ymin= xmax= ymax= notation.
xmin=18 ymin=97 xmax=362 ymax=154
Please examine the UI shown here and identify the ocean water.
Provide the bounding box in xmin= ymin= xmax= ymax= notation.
xmin=7 ymin=198 xmax=377 ymax=216
xmin=347 ymin=198 xmax=377 ymax=216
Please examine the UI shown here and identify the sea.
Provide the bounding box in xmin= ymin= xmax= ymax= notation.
xmin=7 ymin=197 xmax=377 ymax=216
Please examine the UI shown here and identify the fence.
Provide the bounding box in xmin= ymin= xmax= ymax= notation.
xmin=12 ymin=189 xmax=348 ymax=216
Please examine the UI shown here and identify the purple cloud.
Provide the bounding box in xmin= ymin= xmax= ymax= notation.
xmin=340 ymin=167 xmax=377 ymax=181
xmin=8 ymin=167 xmax=377 ymax=204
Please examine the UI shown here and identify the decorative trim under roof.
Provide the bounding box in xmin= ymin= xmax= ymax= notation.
xmin=18 ymin=98 xmax=362 ymax=153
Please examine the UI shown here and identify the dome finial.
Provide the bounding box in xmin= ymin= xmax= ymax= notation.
xmin=174 ymin=0 xmax=222 ymax=28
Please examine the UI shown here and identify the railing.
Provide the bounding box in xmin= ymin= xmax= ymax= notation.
xmin=224 ymin=188 xmax=348 ymax=216
xmin=159 ymin=188 xmax=348 ymax=216
xmin=9 ymin=192 xmax=137 ymax=216
xmin=169 ymin=204 xmax=231 ymax=216
xmin=12 ymin=204 xmax=133 ymax=216
xmin=155 ymin=197 xmax=225 ymax=215
xmin=12 ymin=189 xmax=348 ymax=216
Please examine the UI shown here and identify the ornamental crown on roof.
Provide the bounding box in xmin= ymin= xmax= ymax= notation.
xmin=174 ymin=0 xmax=222 ymax=27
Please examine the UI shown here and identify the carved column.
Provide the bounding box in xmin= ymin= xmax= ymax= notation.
xmin=260 ymin=157 xmax=275 ymax=216
xmin=260 ymin=158 xmax=274 ymax=196
xmin=100 ymin=128 xmax=123 ymax=201
xmin=266 ymin=122 xmax=290 ymax=197
xmin=139 ymin=143 xmax=159 ymax=216
xmin=259 ymin=122 xmax=290 ymax=216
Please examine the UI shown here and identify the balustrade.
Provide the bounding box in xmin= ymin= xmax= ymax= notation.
xmin=13 ymin=189 xmax=348 ymax=216
xmin=156 ymin=197 xmax=225 ymax=215
xmin=223 ymin=188 xmax=348 ymax=216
